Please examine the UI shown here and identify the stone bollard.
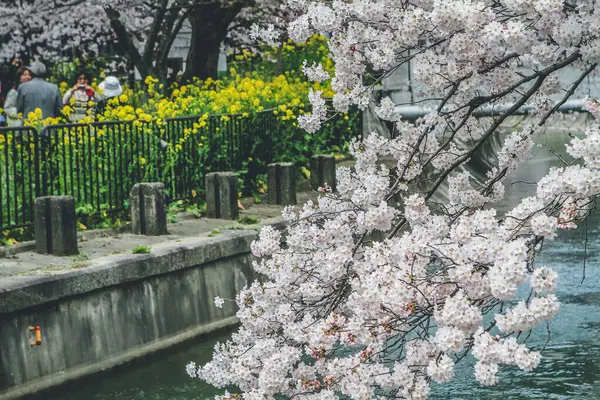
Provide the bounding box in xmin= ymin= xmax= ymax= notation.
xmin=130 ymin=183 xmax=168 ymax=236
xmin=34 ymin=196 xmax=78 ymax=256
xmin=268 ymin=163 xmax=297 ymax=206
xmin=205 ymin=172 xmax=239 ymax=220
xmin=310 ymin=154 xmax=336 ymax=192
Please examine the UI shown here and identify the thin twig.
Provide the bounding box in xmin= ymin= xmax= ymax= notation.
xmin=537 ymin=62 xmax=598 ymax=127
xmin=548 ymin=148 xmax=570 ymax=166
xmin=581 ymin=217 xmax=588 ymax=284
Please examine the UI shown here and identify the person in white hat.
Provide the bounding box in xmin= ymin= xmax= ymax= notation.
xmin=96 ymin=76 xmax=124 ymax=116
xmin=99 ymin=76 xmax=123 ymax=99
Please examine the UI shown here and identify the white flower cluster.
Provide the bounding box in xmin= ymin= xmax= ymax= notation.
xmin=0 ymin=1 xmax=161 ymax=62
xmin=192 ymin=127 xmax=597 ymax=398
xmin=213 ymin=296 xmax=225 ymax=309
xmin=194 ymin=117 xmax=599 ymax=397
xmin=434 ymin=290 xmax=482 ymax=333
xmin=567 ymin=127 xmax=600 ymax=169
xmin=249 ymin=24 xmax=280 ymax=47
xmin=496 ymin=130 xmax=535 ymax=174
xmin=584 ymin=98 xmax=600 ymax=118
xmin=556 ymin=198 xmax=584 ymax=229
xmin=375 ymin=96 xmax=402 ymax=122
xmin=531 ymin=267 xmax=559 ymax=294
xmin=427 ymin=354 xmax=455 ymax=383
xmin=496 ymin=295 xmax=560 ymax=333
xmin=190 ymin=0 xmax=600 ymax=398
xmin=301 ymin=61 xmax=331 ymax=82
xmin=297 ymin=89 xmax=327 ymax=133
xmin=448 ymin=171 xmax=504 ymax=210
xmin=537 ymin=165 xmax=600 ymax=202
xmin=473 ymin=329 xmax=542 ymax=385
xmin=250 ymin=225 xmax=281 ymax=259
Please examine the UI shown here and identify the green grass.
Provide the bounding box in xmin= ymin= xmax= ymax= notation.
xmin=208 ymin=229 xmax=221 ymax=237
xmin=223 ymin=224 xmax=261 ymax=232
xmin=237 ymin=216 xmax=260 ymax=225
xmin=132 ymin=245 xmax=151 ymax=254
xmin=224 ymin=224 xmax=246 ymax=230
xmin=73 ymin=252 xmax=89 ymax=262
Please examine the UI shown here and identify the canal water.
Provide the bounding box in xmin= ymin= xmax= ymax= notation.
xmin=43 ymin=128 xmax=600 ymax=399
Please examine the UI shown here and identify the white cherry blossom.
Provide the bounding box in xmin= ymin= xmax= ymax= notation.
xmin=190 ymin=0 xmax=600 ymax=398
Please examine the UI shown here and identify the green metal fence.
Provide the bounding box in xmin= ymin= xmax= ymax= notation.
xmin=0 ymin=109 xmax=360 ymax=231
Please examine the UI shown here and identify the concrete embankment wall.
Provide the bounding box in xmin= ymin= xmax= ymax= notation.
xmin=0 ymin=230 xmax=258 ymax=399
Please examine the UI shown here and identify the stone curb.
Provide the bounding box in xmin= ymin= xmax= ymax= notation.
xmin=0 ymin=227 xmax=126 ymax=258
xmin=0 ymin=230 xmax=259 ymax=314
xmin=0 ymin=213 xmax=285 ymax=259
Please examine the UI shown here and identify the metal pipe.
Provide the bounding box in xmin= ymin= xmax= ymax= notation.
xmin=395 ymin=99 xmax=587 ymax=121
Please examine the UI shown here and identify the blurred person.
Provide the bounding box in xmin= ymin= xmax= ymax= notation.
xmin=96 ymin=76 xmax=123 ymax=115
xmin=3 ymin=67 xmax=32 ymax=127
xmin=62 ymin=72 xmax=101 ymax=122
xmin=16 ymin=61 xmax=62 ymax=120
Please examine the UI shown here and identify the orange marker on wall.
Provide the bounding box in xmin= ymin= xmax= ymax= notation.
xmin=29 ymin=326 xmax=42 ymax=346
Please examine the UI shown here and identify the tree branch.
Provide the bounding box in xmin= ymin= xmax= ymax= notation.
xmin=103 ymin=5 xmax=149 ymax=76
xmin=141 ymin=0 xmax=169 ymax=68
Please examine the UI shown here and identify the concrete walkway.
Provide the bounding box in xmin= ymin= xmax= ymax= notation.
xmin=0 ymin=189 xmax=318 ymax=280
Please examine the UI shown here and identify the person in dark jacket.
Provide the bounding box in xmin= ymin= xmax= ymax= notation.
xmin=16 ymin=61 xmax=62 ymax=120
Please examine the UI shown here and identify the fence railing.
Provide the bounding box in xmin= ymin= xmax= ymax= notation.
xmin=163 ymin=111 xmax=277 ymax=201
xmin=40 ymin=120 xmax=161 ymax=213
xmin=0 ymin=109 xmax=360 ymax=232
xmin=0 ymin=126 xmax=41 ymax=229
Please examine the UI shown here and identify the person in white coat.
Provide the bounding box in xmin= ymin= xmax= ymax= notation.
xmin=62 ymin=72 xmax=101 ymax=122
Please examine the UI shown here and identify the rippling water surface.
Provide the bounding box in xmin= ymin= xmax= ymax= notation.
xmin=44 ymin=132 xmax=600 ymax=399
xmin=430 ymin=207 xmax=600 ymax=400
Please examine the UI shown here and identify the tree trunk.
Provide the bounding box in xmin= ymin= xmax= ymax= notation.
xmin=183 ymin=3 xmax=244 ymax=81
xmin=104 ymin=5 xmax=176 ymax=83
xmin=104 ymin=6 xmax=161 ymax=81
